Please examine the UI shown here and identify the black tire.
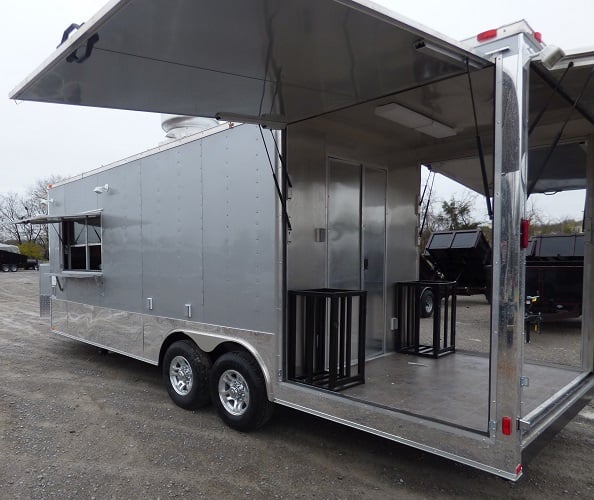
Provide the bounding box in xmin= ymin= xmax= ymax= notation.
xmin=162 ymin=340 xmax=211 ymax=410
xmin=210 ymin=351 xmax=273 ymax=431
xmin=419 ymin=288 xmax=434 ymax=318
xmin=10 ymin=264 xmax=18 ymax=272
xmin=1 ymin=264 xmax=9 ymax=272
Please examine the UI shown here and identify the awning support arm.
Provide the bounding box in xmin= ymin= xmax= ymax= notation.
xmin=269 ymin=129 xmax=292 ymax=189
xmin=49 ymin=223 xmax=64 ymax=247
xmin=466 ymin=59 xmax=493 ymax=220
xmin=528 ymin=64 xmax=594 ymax=196
xmin=419 ymin=167 xmax=435 ymax=237
xmin=259 ymin=126 xmax=292 ymax=232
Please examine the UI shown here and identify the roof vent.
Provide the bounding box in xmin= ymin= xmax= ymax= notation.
xmin=161 ymin=114 xmax=220 ymax=140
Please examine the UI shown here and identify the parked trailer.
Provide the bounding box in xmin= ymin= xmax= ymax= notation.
xmin=0 ymin=244 xmax=27 ymax=272
xmin=11 ymin=0 xmax=594 ymax=480
xmin=526 ymin=234 xmax=584 ymax=318
xmin=425 ymin=229 xmax=492 ymax=297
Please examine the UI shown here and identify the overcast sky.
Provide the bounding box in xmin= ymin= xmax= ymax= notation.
xmin=2 ymin=0 xmax=593 ymax=222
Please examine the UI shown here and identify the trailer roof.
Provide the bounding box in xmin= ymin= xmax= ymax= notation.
xmin=9 ymin=0 xmax=488 ymax=127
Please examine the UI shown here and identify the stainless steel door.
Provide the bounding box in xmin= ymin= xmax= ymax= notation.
xmin=362 ymin=167 xmax=387 ymax=357
xmin=327 ymin=158 xmax=386 ymax=358
xmin=328 ymin=159 xmax=362 ymax=290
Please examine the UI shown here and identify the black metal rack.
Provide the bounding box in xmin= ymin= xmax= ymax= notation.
xmin=288 ymin=288 xmax=366 ymax=391
xmin=395 ymin=281 xmax=456 ymax=358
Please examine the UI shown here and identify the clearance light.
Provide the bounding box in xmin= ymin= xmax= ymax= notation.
xmin=477 ymin=29 xmax=497 ymax=42
xmin=515 ymin=464 xmax=523 ymax=475
xmin=502 ymin=416 xmax=513 ymax=435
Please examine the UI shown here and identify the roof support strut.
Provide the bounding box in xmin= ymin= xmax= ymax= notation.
xmin=466 ymin=60 xmax=493 ymax=220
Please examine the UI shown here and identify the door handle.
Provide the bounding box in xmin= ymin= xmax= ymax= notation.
xmin=364 ymin=258 xmax=369 ymax=270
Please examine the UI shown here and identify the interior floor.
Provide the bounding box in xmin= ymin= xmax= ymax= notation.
xmin=344 ymin=351 xmax=582 ymax=432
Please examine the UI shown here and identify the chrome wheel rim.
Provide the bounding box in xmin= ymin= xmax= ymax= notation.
xmin=169 ymin=355 xmax=193 ymax=396
xmin=424 ymin=294 xmax=433 ymax=314
xmin=218 ymin=369 xmax=249 ymax=416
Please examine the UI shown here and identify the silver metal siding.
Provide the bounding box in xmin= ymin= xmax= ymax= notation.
xmin=47 ymin=185 xmax=65 ymax=276
xmin=140 ymin=140 xmax=204 ymax=321
xmin=202 ymin=126 xmax=278 ymax=333
xmin=99 ymin=163 xmax=143 ymax=312
xmin=39 ymin=264 xmax=51 ymax=318
xmin=47 ymin=125 xmax=279 ymax=363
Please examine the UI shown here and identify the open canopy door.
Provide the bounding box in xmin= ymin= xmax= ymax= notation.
xmin=10 ymin=0 xmax=488 ymax=128
xmin=432 ymin=49 xmax=594 ymax=196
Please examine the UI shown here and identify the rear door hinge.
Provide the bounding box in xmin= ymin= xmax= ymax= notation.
xmin=489 ymin=420 xmax=497 ymax=437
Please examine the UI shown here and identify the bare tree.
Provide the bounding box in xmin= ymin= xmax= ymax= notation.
xmin=24 ymin=175 xmax=64 ymax=249
xmin=0 ymin=175 xmax=63 ymax=250
xmin=526 ymin=198 xmax=547 ymax=230
xmin=0 ymin=192 xmax=38 ymax=244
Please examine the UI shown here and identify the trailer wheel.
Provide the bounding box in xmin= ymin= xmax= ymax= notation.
xmin=420 ymin=288 xmax=434 ymax=318
xmin=210 ymin=351 xmax=273 ymax=431
xmin=10 ymin=264 xmax=18 ymax=272
xmin=1 ymin=264 xmax=9 ymax=272
xmin=162 ymin=340 xmax=211 ymax=410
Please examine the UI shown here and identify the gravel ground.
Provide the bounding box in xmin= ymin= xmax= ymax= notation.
xmin=435 ymin=295 xmax=584 ymax=367
xmin=0 ymin=271 xmax=592 ymax=499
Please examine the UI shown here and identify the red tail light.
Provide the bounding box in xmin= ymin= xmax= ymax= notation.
xmin=521 ymin=219 xmax=530 ymax=249
xmin=502 ymin=416 xmax=513 ymax=435
xmin=477 ymin=29 xmax=497 ymax=42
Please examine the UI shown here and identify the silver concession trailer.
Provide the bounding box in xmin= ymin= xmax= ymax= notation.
xmin=11 ymin=0 xmax=594 ymax=480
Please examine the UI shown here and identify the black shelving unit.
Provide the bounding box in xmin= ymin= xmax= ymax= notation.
xmin=288 ymin=288 xmax=366 ymax=391
xmin=395 ymin=281 xmax=456 ymax=358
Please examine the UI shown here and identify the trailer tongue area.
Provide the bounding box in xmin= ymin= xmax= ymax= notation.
xmin=9 ymin=0 xmax=594 ymax=481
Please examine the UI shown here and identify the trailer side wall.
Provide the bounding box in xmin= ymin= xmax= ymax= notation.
xmin=48 ymin=125 xmax=279 ymax=363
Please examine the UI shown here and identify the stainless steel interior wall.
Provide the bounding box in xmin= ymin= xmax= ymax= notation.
xmin=286 ymin=120 xmax=419 ymax=354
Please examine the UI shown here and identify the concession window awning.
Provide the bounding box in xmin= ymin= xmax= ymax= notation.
xmin=18 ymin=209 xmax=102 ymax=225
xmin=9 ymin=0 xmax=489 ymax=127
